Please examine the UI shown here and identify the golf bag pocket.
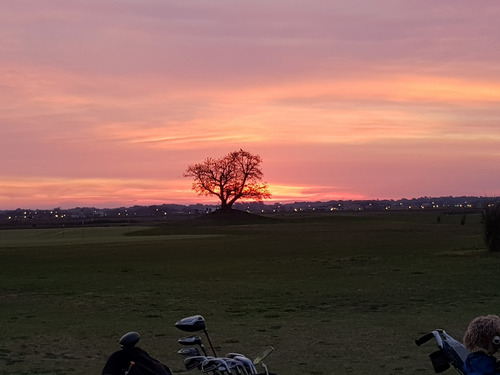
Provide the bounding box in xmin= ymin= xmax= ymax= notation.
xmin=429 ymin=350 xmax=450 ymax=373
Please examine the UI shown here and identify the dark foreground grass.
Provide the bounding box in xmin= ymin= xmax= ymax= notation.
xmin=0 ymin=211 xmax=498 ymax=375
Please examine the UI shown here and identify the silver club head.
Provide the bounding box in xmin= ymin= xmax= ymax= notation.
xmin=225 ymin=352 xmax=246 ymax=359
xmin=184 ymin=356 xmax=207 ymax=371
xmin=223 ymin=358 xmax=247 ymax=375
xmin=202 ymin=358 xmax=231 ymax=374
xmin=232 ymin=356 xmax=257 ymax=375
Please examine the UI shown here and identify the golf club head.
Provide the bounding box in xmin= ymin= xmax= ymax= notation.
xmin=184 ymin=356 xmax=207 ymax=371
xmin=178 ymin=335 xmax=203 ymax=346
xmin=178 ymin=347 xmax=201 ymax=357
xmin=233 ymin=355 xmax=258 ymax=374
xmin=225 ymin=352 xmax=246 ymax=359
xmin=119 ymin=332 xmax=140 ymax=348
xmin=175 ymin=315 xmax=207 ymax=332
xmin=223 ymin=358 xmax=246 ymax=375
xmin=202 ymin=358 xmax=230 ymax=373
xmin=253 ymin=346 xmax=275 ymax=365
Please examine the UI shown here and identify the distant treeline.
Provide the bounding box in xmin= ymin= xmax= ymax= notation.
xmin=1 ymin=196 xmax=499 ymax=229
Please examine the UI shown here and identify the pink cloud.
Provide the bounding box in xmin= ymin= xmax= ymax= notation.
xmin=1 ymin=0 xmax=500 ymax=208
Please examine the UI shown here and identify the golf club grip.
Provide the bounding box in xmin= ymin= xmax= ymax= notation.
xmin=415 ymin=332 xmax=435 ymax=346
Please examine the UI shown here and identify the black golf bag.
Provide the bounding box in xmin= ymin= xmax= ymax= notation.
xmin=102 ymin=332 xmax=172 ymax=375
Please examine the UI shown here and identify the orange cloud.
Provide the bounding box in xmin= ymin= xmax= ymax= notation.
xmin=0 ymin=176 xmax=194 ymax=209
xmin=83 ymin=73 xmax=500 ymax=151
xmin=268 ymin=184 xmax=365 ymax=203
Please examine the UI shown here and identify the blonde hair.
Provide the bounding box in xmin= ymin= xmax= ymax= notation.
xmin=463 ymin=315 xmax=500 ymax=352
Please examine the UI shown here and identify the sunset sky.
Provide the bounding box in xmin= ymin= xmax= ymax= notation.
xmin=2 ymin=1 xmax=500 ymax=209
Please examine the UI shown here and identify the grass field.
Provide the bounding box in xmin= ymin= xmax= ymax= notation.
xmin=0 ymin=211 xmax=498 ymax=375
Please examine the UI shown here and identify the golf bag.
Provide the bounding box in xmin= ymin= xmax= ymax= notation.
xmin=415 ymin=329 xmax=470 ymax=374
xmin=102 ymin=332 xmax=172 ymax=375
xmin=175 ymin=315 xmax=278 ymax=375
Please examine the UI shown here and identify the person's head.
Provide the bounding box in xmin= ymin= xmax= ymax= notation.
xmin=463 ymin=315 xmax=500 ymax=354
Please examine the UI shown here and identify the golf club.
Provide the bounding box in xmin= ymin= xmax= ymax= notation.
xmin=176 ymin=315 xmax=218 ymax=357
xmin=253 ymin=346 xmax=275 ymax=375
xmin=223 ymin=358 xmax=248 ymax=375
xmin=179 ymin=335 xmax=208 ymax=356
xmin=184 ymin=356 xmax=208 ymax=371
xmin=175 ymin=315 xmax=277 ymax=374
xmin=178 ymin=347 xmax=201 ymax=357
xmin=232 ymin=355 xmax=257 ymax=375
xmin=202 ymin=358 xmax=232 ymax=375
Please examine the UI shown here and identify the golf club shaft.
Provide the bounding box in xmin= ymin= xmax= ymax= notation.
xmin=204 ymin=329 xmax=218 ymax=357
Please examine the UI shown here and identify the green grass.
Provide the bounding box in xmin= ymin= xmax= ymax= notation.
xmin=0 ymin=211 xmax=497 ymax=375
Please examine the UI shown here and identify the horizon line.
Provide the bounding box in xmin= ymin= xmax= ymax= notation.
xmin=2 ymin=195 xmax=498 ymax=212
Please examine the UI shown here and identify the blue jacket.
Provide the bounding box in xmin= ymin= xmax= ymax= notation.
xmin=463 ymin=352 xmax=499 ymax=375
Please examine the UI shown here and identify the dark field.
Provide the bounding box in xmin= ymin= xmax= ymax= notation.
xmin=0 ymin=211 xmax=498 ymax=375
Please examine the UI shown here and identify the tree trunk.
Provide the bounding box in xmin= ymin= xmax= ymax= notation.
xmin=220 ymin=200 xmax=233 ymax=213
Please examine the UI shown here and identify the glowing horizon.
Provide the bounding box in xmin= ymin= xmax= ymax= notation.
xmin=1 ymin=1 xmax=500 ymax=210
